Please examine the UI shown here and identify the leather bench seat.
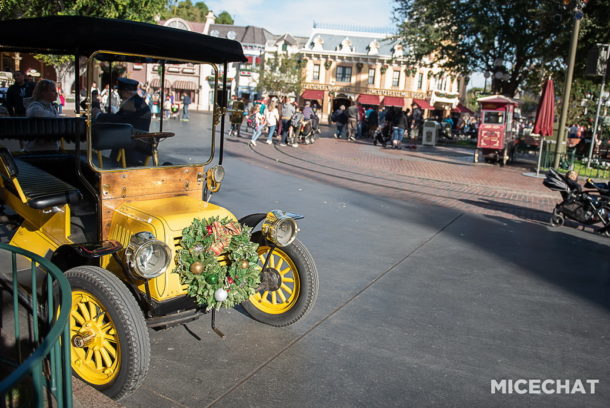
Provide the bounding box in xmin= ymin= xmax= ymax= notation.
xmin=0 ymin=117 xmax=85 ymax=142
xmin=14 ymin=158 xmax=82 ymax=209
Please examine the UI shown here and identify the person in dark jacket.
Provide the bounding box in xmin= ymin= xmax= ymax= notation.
xmin=346 ymin=102 xmax=359 ymax=141
xmin=6 ymin=71 xmax=34 ymax=116
xmin=391 ymin=108 xmax=408 ymax=149
xmin=94 ymin=77 xmax=151 ymax=131
xmin=366 ymin=108 xmax=378 ymax=138
xmin=93 ymin=77 xmax=152 ymax=166
xmin=332 ymin=105 xmax=348 ymax=139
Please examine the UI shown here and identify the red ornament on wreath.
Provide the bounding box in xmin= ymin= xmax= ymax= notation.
xmin=227 ymin=276 xmax=234 ymax=285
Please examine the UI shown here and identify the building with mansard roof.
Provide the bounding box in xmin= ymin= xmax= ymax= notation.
xmin=144 ymin=13 xmax=306 ymax=109
xmin=299 ymin=23 xmax=467 ymax=119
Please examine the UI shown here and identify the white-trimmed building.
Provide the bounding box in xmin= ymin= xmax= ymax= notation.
xmin=300 ymin=23 xmax=467 ymax=118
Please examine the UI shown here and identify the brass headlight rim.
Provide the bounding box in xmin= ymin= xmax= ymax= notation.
xmin=125 ymin=233 xmax=171 ymax=280
xmin=262 ymin=213 xmax=298 ymax=248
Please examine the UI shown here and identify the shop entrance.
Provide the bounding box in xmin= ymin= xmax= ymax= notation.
xmin=332 ymin=97 xmax=351 ymax=112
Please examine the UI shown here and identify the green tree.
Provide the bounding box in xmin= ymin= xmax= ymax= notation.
xmin=162 ymin=0 xmax=209 ymax=22
xmin=215 ymin=11 xmax=234 ymax=25
xmin=1 ymin=0 xmax=166 ymax=94
xmin=257 ymin=53 xmax=305 ymax=97
xmin=393 ymin=0 xmax=610 ymax=97
xmin=1 ymin=0 xmax=165 ymax=22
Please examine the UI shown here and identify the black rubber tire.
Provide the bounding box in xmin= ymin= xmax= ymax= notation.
xmin=65 ymin=266 xmax=150 ymax=400
xmin=243 ymin=232 xmax=318 ymax=327
xmin=550 ymin=209 xmax=565 ymax=227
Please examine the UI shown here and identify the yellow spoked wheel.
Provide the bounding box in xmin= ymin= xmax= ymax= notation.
xmin=65 ymin=266 xmax=150 ymax=400
xmin=70 ymin=290 xmax=120 ymax=385
xmin=244 ymin=232 xmax=319 ymax=327
xmin=250 ymin=246 xmax=301 ymax=315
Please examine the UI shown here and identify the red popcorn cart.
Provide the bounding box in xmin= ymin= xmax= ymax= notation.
xmin=474 ymin=95 xmax=519 ymax=165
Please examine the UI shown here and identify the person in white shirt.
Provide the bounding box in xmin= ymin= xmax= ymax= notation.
xmin=264 ymin=100 xmax=279 ymax=145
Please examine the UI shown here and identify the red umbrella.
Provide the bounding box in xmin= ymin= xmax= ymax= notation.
xmin=533 ymin=78 xmax=555 ymax=136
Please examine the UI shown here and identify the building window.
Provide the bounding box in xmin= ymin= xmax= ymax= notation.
xmin=313 ymin=64 xmax=320 ymax=80
xmin=417 ymin=73 xmax=423 ymax=90
xmin=336 ymin=66 xmax=352 ymax=82
xmin=368 ymin=68 xmax=375 ymax=85
xmin=392 ymin=70 xmax=400 ymax=87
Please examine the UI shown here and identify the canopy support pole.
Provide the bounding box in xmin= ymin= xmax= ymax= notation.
xmin=219 ymin=61 xmax=228 ymax=166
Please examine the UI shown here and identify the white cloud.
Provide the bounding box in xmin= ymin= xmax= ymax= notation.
xmin=205 ymin=0 xmax=396 ymax=37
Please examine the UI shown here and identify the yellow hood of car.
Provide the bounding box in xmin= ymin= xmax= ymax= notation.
xmin=117 ymin=196 xmax=237 ymax=233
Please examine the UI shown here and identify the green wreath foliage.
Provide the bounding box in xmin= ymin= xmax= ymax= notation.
xmin=175 ymin=217 xmax=261 ymax=311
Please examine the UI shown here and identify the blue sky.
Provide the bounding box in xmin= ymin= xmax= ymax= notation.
xmin=204 ymin=0 xmax=396 ymax=37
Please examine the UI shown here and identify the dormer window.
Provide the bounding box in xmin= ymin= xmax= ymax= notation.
xmin=167 ymin=19 xmax=189 ymax=31
xmin=392 ymin=44 xmax=404 ymax=58
xmin=338 ymin=38 xmax=353 ymax=53
xmin=312 ymin=35 xmax=324 ymax=51
xmin=368 ymin=40 xmax=380 ymax=55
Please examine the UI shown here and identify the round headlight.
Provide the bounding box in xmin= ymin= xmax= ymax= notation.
xmin=125 ymin=232 xmax=172 ymax=279
xmin=262 ymin=212 xmax=298 ymax=247
xmin=212 ymin=165 xmax=225 ymax=183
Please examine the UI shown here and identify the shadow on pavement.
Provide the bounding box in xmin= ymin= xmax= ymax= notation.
xmin=462 ymin=213 xmax=610 ymax=312
xmin=460 ymin=198 xmax=551 ymax=224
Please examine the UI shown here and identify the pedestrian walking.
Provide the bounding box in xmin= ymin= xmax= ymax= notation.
xmin=57 ymin=85 xmax=65 ymax=115
xmin=411 ymin=104 xmax=423 ymax=140
xmin=280 ymin=96 xmax=295 ymax=146
xmin=249 ymin=105 xmax=265 ymax=146
xmin=346 ymin=102 xmax=359 ymax=141
xmin=331 ymin=105 xmax=347 ymax=139
xmin=163 ymin=96 xmax=171 ymax=119
xmin=357 ymin=102 xmax=365 ymax=138
xmin=391 ymin=108 xmax=408 ymax=149
xmin=6 ymin=70 xmax=35 ymax=116
xmin=366 ymin=106 xmax=378 ymax=138
xmin=264 ymin=100 xmax=279 ymax=144
xmin=289 ymin=106 xmax=304 ymax=147
xmin=181 ymin=93 xmax=191 ymax=121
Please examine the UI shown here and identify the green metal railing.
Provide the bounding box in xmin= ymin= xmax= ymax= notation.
xmin=537 ymin=140 xmax=610 ymax=179
xmin=0 ymin=243 xmax=72 ymax=407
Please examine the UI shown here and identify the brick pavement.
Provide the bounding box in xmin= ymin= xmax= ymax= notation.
xmin=224 ymin=126 xmax=570 ymax=228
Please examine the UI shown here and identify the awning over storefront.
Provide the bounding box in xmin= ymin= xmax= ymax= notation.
xmin=173 ymin=80 xmax=198 ymax=90
xmin=412 ymin=98 xmax=433 ymax=110
xmin=301 ymin=89 xmax=324 ymax=100
xmin=244 ymin=56 xmax=261 ymax=64
xmin=382 ymin=96 xmax=404 ymax=107
xmin=150 ymin=78 xmax=171 ymax=88
xmin=450 ymin=103 xmax=474 ymax=114
xmin=357 ymin=94 xmax=380 ymax=105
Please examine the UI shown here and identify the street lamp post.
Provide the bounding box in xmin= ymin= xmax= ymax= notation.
xmin=554 ymin=1 xmax=587 ymax=168
xmin=483 ymin=71 xmax=491 ymax=94
xmin=587 ymin=44 xmax=610 ymax=168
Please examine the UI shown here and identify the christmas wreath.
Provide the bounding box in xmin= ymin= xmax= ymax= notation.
xmin=175 ymin=217 xmax=261 ymax=311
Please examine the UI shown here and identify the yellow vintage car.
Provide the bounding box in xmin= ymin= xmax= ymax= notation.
xmin=0 ymin=16 xmax=318 ymax=400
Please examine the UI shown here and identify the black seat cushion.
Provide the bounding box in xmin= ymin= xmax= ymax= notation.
xmin=14 ymin=159 xmax=82 ymax=209
xmin=0 ymin=117 xmax=85 ymax=142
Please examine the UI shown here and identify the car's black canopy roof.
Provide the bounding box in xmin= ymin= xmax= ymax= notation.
xmin=0 ymin=15 xmax=247 ymax=63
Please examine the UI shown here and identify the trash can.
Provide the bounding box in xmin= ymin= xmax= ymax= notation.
xmin=422 ymin=120 xmax=439 ymax=146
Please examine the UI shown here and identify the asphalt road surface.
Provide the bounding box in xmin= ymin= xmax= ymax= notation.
xmin=121 ymin=113 xmax=610 ymax=408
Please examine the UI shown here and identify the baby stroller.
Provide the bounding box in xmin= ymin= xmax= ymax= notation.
xmin=299 ymin=112 xmax=321 ymax=144
xmin=373 ymin=122 xmax=391 ymax=147
xmin=543 ymin=168 xmax=610 ymax=234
